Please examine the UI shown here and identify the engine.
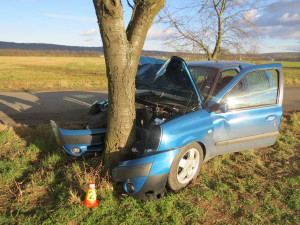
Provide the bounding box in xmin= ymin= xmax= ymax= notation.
xmin=84 ymin=96 xmax=196 ymax=154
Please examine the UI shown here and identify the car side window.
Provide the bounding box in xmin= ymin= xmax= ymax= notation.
xmin=246 ymin=71 xmax=270 ymax=93
xmin=213 ymin=69 xmax=238 ymax=96
xmin=224 ymin=69 xmax=279 ymax=110
xmin=224 ymin=79 xmax=248 ymax=108
xmin=222 ymin=69 xmax=238 ymax=77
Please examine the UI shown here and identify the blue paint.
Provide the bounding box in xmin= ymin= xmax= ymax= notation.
xmin=124 ymin=177 xmax=148 ymax=194
xmin=58 ymin=127 xmax=106 ymax=136
xmin=149 ymin=149 xmax=180 ymax=176
xmin=114 ymin=148 xmax=180 ymax=194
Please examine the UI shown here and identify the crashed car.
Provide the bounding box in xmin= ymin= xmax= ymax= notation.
xmin=51 ymin=56 xmax=283 ymax=200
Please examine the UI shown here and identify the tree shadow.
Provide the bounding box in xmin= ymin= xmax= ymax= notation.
xmin=0 ymin=91 xmax=111 ymax=220
xmin=0 ymin=91 xmax=108 ymax=126
xmin=8 ymin=124 xmax=112 ymax=220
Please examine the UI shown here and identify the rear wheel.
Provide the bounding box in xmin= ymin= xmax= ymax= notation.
xmin=168 ymin=142 xmax=203 ymax=191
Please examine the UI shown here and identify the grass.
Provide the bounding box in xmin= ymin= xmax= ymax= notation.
xmin=0 ymin=56 xmax=299 ymax=92
xmin=0 ymin=112 xmax=299 ymax=224
xmin=0 ymin=56 xmax=107 ymax=91
xmin=253 ymin=60 xmax=300 ymax=87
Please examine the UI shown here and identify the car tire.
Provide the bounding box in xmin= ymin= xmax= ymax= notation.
xmin=168 ymin=142 xmax=203 ymax=191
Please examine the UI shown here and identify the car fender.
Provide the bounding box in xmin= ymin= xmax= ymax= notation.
xmin=159 ymin=109 xmax=214 ymax=159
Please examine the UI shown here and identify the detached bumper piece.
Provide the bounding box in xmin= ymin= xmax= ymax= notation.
xmin=50 ymin=120 xmax=106 ymax=156
xmin=112 ymin=148 xmax=181 ymax=201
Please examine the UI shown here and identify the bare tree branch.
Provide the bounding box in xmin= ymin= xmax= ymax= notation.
xmin=126 ymin=0 xmax=134 ymax=10
xmin=163 ymin=8 xmax=212 ymax=59
xmin=162 ymin=0 xmax=277 ymax=60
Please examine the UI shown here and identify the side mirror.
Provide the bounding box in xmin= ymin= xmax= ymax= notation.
xmin=213 ymin=102 xmax=229 ymax=113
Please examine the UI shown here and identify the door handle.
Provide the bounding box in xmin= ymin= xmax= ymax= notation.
xmin=266 ymin=115 xmax=277 ymax=121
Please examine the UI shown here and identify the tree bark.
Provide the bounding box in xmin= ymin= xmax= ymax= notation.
xmin=93 ymin=0 xmax=166 ymax=167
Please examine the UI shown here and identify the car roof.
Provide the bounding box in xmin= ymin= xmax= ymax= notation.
xmin=186 ymin=61 xmax=253 ymax=70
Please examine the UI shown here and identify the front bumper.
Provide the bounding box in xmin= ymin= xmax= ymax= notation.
xmin=112 ymin=148 xmax=181 ymax=201
xmin=50 ymin=120 xmax=106 ymax=156
xmin=51 ymin=121 xmax=181 ymax=200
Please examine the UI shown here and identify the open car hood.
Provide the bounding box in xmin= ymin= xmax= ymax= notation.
xmin=136 ymin=56 xmax=201 ymax=105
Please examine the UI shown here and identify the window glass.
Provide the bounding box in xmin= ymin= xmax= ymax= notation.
xmin=260 ymin=71 xmax=271 ymax=89
xmin=222 ymin=70 xmax=238 ymax=77
xmin=224 ymin=69 xmax=279 ymax=110
xmin=267 ymin=69 xmax=279 ymax=103
xmin=188 ymin=66 xmax=218 ymax=101
xmin=245 ymin=71 xmax=263 ymax=93
xmin=225 ymin=80 xmax=247 ymax=109
xmin=214 ymin=69 xmax=238 ymax=96
xmin=269 ymin=70 xmax=278 ymax=87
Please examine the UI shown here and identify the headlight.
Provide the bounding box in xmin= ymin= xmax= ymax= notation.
xmin=146 ymin=125 xmax=161 ymax=150
xmin=126 ymin=182 xmax=135 ymax=194
xmin=72 ymin=147 xmax=81 ymax=154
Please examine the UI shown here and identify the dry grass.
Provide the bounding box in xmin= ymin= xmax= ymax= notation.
xmin=254 ymin=60 xmax=300 ymax=87
xmin=283 ymin=67 xmax=300 ymax=86
xmin=0 ymin=56 xmax=299 ymax=92
xmin=0 ymin=113 xmax=299 ymax=224
xmin=0 ymin=56 xmax=107 ymax=91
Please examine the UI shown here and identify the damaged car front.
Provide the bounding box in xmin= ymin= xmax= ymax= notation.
xmin=52 ymin=56 xmax=284 ymax=200
xmin=111 ymin=56 xmax=202 ymax=200
xmin=51 ymin=56 xmax=202 ymax=200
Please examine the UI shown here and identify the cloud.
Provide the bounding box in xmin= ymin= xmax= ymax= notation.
xmin=82 ymin=28 xmax=99 ymax=36
xmin=146 ymin=26 xmax=175 ymax=40
xmin=284 ymin=44 xmax=300 ymax=52
xmin=256 ymin=0 xmax=300 ymax=39
xmin=43 ymin=14 xmax=96 ymax=22
xmin=85 ymin=37 xmax=94 ymax=42
xmin=244 ymin=9 xmax=260 ymax=22
xmin=260 ymin=25 xmax=300 ymax=39
xmin=279 ymin=13 xmax=300 ymax=23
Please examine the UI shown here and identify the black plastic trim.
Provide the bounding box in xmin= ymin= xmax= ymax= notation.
xmin=113 ymin=163 xmax=152 ymax=180
xmin=132 ymin=173 xmax=168 ymax=201
xmin=58 ymin=133 xmax=105 ymax=145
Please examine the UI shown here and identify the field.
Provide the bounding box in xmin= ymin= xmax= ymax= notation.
xmin=0 ymin=56 xmax=107 ymax=91
xmin=0 ymin=112 xmax=299 ymax=224
xmin=254 ymin=61 xmax=300 ymax=87
xmin=0 ymin=55 xmax=299 ymax=223
xmin=0 ymin=56 xmax=299 ymax=91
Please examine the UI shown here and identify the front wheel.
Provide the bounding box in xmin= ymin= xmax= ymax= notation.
xmin=168 ymin=142 xmax=203 ymax=191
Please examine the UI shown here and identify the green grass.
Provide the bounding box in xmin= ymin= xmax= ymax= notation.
xmin=0 ymin=113 xmax=299 ymax=224
xmin=253 ymin=61 xmax=300 ymax=86
xmin=0 ymin=56 xmax=299 ymax=92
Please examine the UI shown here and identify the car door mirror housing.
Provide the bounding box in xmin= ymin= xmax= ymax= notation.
xmin=213 ymin=102 xmax=229 ymax=113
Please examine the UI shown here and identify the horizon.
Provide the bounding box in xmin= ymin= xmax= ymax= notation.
xmin=1 ymin=40 xmax=300 ymax=55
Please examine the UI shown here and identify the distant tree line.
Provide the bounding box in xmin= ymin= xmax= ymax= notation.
xmin=0 ymin=49 xmax=103 ymax=57
xmin=0 ymin=48 xmax=299 ymax=61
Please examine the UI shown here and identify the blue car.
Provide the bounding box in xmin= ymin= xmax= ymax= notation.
xmin=51 ymin=56 xmax=283 ymax=200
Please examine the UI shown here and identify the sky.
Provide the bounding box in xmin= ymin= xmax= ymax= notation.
xmin=0 ymin=0 xmax=299 ymax=53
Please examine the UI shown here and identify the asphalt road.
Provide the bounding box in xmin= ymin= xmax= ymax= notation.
xmin=0 ymin=87 xmax=299 ymax=126
xmin=0 ymin=91 xmax=108 ymax=126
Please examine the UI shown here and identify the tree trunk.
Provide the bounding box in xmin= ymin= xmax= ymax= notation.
xmin=93 ymin=0 xmax=166 ymax=167
xmin=211 ymin=15 xmax=223 ymax=60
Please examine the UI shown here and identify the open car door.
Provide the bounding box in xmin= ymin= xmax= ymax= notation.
xmin=207 ymin=63 xmax=283 ymax=155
